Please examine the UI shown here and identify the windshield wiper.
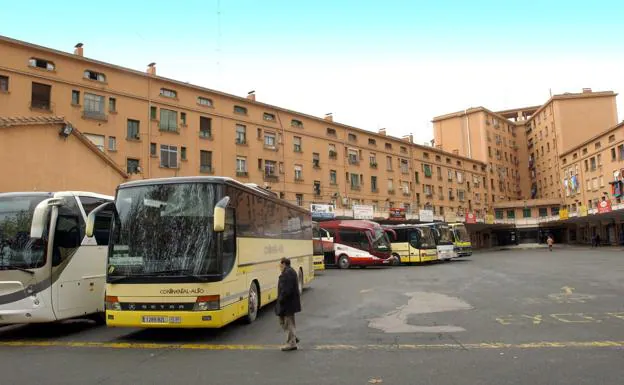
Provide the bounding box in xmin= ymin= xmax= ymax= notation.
xmin=110 ymin=269 xmax=209 ymax=282
xmin=0 ymin=265 xmax=35 ymax=275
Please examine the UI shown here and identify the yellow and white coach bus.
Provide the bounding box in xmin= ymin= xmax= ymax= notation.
xmin=86 ymin=177 xmax=314 ymax=328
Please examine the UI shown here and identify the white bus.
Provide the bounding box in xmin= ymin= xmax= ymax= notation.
xmin=0 ymin=191 xmax=113 ymax=324
xmin=86 ymin=177 xmax=314 ymax=328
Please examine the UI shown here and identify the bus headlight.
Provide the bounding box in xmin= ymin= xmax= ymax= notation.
xmin=194 ymin=295 xmax=220 ymax=311
xmin=105 ymin=295 xmax=121 ymax=311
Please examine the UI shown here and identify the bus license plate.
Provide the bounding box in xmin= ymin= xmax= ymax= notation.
xmin=142 ymin=316 xmax=182 ymax=324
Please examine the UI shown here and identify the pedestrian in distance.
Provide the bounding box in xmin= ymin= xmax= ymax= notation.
xmin=547 ymin=235 xmax=554 ymax=252
xmin=596 ymin=233 xmax=601 ymax=247
xmin=276 ymin=257 xmax=301 ymax=351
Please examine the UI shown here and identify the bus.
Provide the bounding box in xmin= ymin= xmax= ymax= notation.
xmin=449 ymin=223 xmax=472 ymax=257
xmin=319 ymin=220 xmax=393 ymax=269
xmin=0 ymin=191 xmax=113 ymax=325
xmin=421 ymin=223 xmax=457 ymax=261
xmin=384 ymin=224 xmax=437 ymax=264
xmin=312 ymin=222 xmax=333 ymax=271
xmin=86 ymin=177 xmax=314 ymax=328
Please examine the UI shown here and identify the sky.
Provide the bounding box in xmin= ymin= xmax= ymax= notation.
xmin=2 ymin=0 xmax=623 ymax=144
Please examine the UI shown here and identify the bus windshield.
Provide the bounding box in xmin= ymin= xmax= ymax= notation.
xmin=109 ymin=183 xmax=220 ymax=282
xmin=371 ymin=228 xmax=391 ymax=252
xmin=0 ymin=195 xmax=47 ymax=269
xmin=436 ymin=226 xmax=454 ymax=245
xmin=417 ymin=228 xmax=436 ymax=249
xmin=453 ymin=225 xmax=471 ymax=242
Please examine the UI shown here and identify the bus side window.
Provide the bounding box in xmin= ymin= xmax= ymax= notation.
xmin=408 ymin=231 xmax=420 ymax=248
xmin=52 ymin=199 xmax=84 ymax=266
xmin=359 ymin=232 xmax=370 ymax=250
xmin=222 ymin=208 xmax=236 ymax=275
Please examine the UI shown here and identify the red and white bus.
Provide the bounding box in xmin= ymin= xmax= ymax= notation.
xmin=319 ymin=220 xmax=393 ymax=269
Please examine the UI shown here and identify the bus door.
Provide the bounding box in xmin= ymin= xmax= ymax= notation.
xmin=408 ymin=230 xmax=422 ymax=263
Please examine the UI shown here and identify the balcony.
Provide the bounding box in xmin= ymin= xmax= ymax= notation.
xmin=371 ymin=187 xmax=378 ymax=193
xmin=200 ymin=165 xmax=214 ymax=174
xmin=235 ymin=138 xmax=247 ymax=145
xmin=313 ymin=161 xmax=321 ymax=169
xmin=402 ymin=190 xmax=410 ymax=197
xmin=264 ymin=174 xmax=279 ymax=182
xmin=348 ymin=158 xmax=360 ymax=165
xmin=370 ymin=162 xmax=378 ymax=169
xmin=329 ymin=151 xmax=337 ymax=159
xmin=350 ymin=185 xmax=361 ymax=191
xmin=29 ymin=100 xmax=53 ymax=112
xmin=200 ymin=131 xmax=213 ymax=140
xmin=387 ymin=189 xmax=395 ymax=195
xmin=401 ymin=168 xmax=409 ymax=175
xmin=236 ymin=171 xmax=248 ymax=177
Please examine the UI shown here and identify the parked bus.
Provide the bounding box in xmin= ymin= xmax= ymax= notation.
xmin=86 ymin=177 xmax=313 ymax=328
xmin=449 ymin=222 xmax=472 ymax=257
xmin=319 ymin=220 xmax=393 ymax=269
xmin=312 ymin=221 xmax=333 ymax=271
xmin=384 ymin=224 xmax=437 ymax=264
xmin=0 ymin=191 xmax=113 ymax=324
xmin=421 ymin=223 xmax=457 ymax=261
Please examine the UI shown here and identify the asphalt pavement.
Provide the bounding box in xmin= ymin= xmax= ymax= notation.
xmin=1 ymin=247 xmax=624 ymax=384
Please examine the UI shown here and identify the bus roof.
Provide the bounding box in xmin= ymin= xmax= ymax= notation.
xmin=0 ymin=191 xmax=113 ymax=200
xmin=116 ymin=176 xmax=308 ymax=214
xmin=320 ymin=220 xmax=381 ymax=231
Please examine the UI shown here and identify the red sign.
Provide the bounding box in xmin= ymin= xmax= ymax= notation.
xmin=598 ymin=199 xmax=612 ymax=214
xmin=465 ymin=212 xmax=477 ymax=224
xmin=389 ymin=207 xmax=406 ymax=220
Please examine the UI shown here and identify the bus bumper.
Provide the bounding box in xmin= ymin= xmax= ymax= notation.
xmin=106 ymin=309 xmax=230 ymax=328
xmin=0 ymin=294 xmax=53 ymax=324
xmin=454 ymin=246 xmax=473 ymax=257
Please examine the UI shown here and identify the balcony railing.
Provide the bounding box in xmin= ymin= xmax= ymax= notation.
xmin=82 ymin=109 xmax=108 ymax=122
xmin=200 ymin=165 xmax=214 ymax=174
xmin=199 ymin=131 xmax=213 ymax=140
xmin=264 ymin=174 xmax=279 ymax=181
xmin=30 ymin=100 xmax=52 ymax=111
xmin=236 ymin=171 xmax=248 ymax=177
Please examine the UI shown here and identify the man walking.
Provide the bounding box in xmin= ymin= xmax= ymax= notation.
xmin=547 ymin=235 xmax=554 ymax=252
xmin=276 ymin=257 xmax=301 ymax=351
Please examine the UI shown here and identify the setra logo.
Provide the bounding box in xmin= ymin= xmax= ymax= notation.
xmin=160 ymin=288 xmax=205 ymax=295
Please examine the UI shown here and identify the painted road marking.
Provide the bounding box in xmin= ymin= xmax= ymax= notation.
xmin=523 ymin=286 xmax=596 ymax=304
xmin=368 ymin=292 xmax=472 ymax=333
xmin=0 ymin=340 xmax=624 ymax=351
xmin=495 ymin=312 xmax=624 ymax=326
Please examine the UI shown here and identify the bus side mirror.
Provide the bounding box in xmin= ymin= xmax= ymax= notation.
xmin=86 ymin=201 xmax=116 ymax=237
xmin=213 ymin=196 xmax=230 ymax=232
xmin=30 ymin=198 xmax=63 ymax=239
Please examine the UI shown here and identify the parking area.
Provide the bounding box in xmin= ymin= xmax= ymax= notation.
xmin=1 ymin=247 xmax=624 ymax=384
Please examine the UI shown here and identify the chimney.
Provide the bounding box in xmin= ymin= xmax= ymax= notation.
xmin=379 ymin=128 xmax=387 ymax=136
xmin=402 ymin=134 xmax=413 ymax=143
xmin=324 ymin=113 xmax=333 ymax=122
xmin=74 ymin=43 xmax=84 ymax=56
xmin=582 ymin=88 xmax=592 ymax=93
xmin=147 ymin=62 xmax=156 ymax=76
xmin=247 ymin=90 xmax=256 ymax=101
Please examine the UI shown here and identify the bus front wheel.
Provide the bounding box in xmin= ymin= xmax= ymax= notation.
xmin=244 ymin=282 xmax=259 ymax=324
xmin=338 ymin=255 xmax=350 ymax=269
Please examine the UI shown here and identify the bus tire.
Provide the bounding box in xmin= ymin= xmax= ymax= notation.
xmin=337 ymin=255 xmax=350 ymax=269
xmin=392 ymin=253 xmax=401 ymax=266
xmin=244 ymin=281 xmax=260 ymax=324
xmin=298 ymin=268 xmax=304 ymax=295
xmin=90 ymin=311 xmax=106 ymax=325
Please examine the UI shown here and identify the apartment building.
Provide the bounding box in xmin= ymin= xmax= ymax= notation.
xmin=0 ymin=35 xmax=487 ymax=219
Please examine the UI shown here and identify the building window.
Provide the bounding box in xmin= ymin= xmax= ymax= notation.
xmin=313 ymin=153 xmax=320 ymax=168
xmin=294 ymin=165 xmax=303 ymax=180
xmin=127 ymin=119 xmax=140 ymax=140
xmin=199 ymin=116 xmax=212 ymax=138
xmin=236 ymin=124 xmax=246 ymax=144
xmin=106 ymin=136 xmax=116 ymax=151
xmin=582 ymin=148 xmax=588 ymax=155
xmin=233 ymin=105 xmax=247 ymax=115
xmin=400 ymin=146 xmax=407 ymax=154
xmin=584 ymin=159 xmax=589 ymax=171
xmin=200 ymin=150 xmax=213 ymax=173
xmin=236 ymin=157 xmax=247 ymax=174
xmin=595 ymin=141 xmax=601 ymax=150
xmin=293 ymin=136 xmax=302 ymax=152
xmin=127 ymin=158 xmax=140 ymax=174
xmin=350 ymin=173 xmax=361 ymax=189
xmin=369 ymin=153 xmax=377 ymax=167
xmin=296 ymin=194 xmax=303 ymax=206
xmin=261 ymin=112 xmax=275 ymax=121
xmin=29 ymin=58 xmax=55 ymax=71
xmin=538 ymin=208 xmax=547 ymax=217
xmin=423 ymin=164 xmax=432 ymax=177
xmin=495 ymin=210 xmax=503 ymax=220
xmin=180 ymin=112 xmax=187 ymax=126
xmin=330 ymin=170 xmax=337 ymax=185
xmin=71 ymin=90 xmax=80 ymax=105
xmin=180 ymin=146 xmax=187 ymax=161
xmin=371 ymin=176 xmax=378 ymax=191
xmin=523 ymin=208 xmax=531 ymax=218
xmin=611 ymin=148 xmax=617 ymax=161
xmin=327 ymin=128 xmax=337 ymax=137
xmin=31 ymin=82 xmax=51 ymax=110
xmin=609 ymin=134 xmax=616 ymax=143
xmin=160 ymin=88 xmax=177 ymax=98
xmin=150 ymin=143 xmax=156 ymax=156
xmin=329 ymin=144 xmax=337 ymax=158
xmin=197 ymin=96 xmax=213 ymax=107
xmin=348 ymin=133 xmax=357 ymax=142
xmin=150 ymin=106 xmax=157 ymax=119
xmin=551 ymin=207 xmax=559 ymax=216
xmin=348 ymin=149 xmax=359 ymax=164
xmin=401 ymin=181 xmax=410 ymax=195
xmin=84 ymin=93 xmax=106 ymax=118
xmin=291 ymin=119 xmax=303 ymax=128
xmin=400 ymin=159 xmax=409 ymax=174
xmin=619 ymin=144 xmax=624 ymax=160
xmin=109 ymin=97 xmax=116 ymax=113
xmin=458 ymin=189 xmax=465 ymax=201
xmin=590 ymin=157 xmax=597 ymax=171
xmin=264 ymin=132 xmax=276 ymax=148
xmin=159 ymin=109 xmax=178 ymax=132
xmin=0 ymin=75 xmax=8 ymax=92
xmin=385 ymin=143 xmax=392 ymax=150
xmin=597 ymin=154 xmax=602 ymax=166
xmin=160 ymin=145 xmax=178 ymax=168
xmin=265 ymin=160 xmax=277 ymax=177
xmin=507 ymin=210 xmax=515 ymax=219
xmin=314 ymin=181 xmax=321 ymax=196
xmin=84 ymin=70 xmax=106 ymax=82
xmin=386 ymin=156 xmax=393 ymax=171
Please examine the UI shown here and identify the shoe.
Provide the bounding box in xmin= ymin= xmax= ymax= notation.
xmin=281 ymin=346 xmax=297 ymax=351
xmin=296 ymin=337 xmax=300 ymax=343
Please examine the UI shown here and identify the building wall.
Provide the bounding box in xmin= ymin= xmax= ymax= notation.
xmin=0 ymin=37 xmax=486 ymax=216
xmin=0 ymin=124 xmax=125 ymax=194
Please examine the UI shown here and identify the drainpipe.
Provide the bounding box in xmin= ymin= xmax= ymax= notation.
xmin=147 ymin=75 xmax=152 ymax=179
